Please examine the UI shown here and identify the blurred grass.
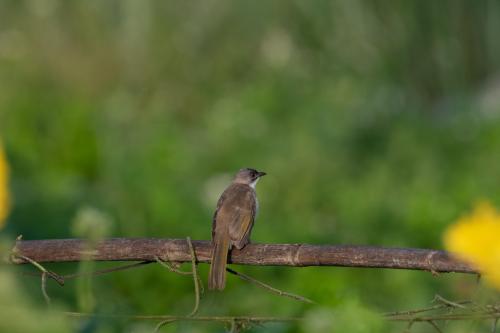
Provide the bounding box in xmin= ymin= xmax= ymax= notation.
xmin=1 ymin=1 xmax=500 ymax=332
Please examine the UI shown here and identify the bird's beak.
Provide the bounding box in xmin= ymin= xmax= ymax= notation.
xmin=257 ymin=171 xmax=267 ymax=177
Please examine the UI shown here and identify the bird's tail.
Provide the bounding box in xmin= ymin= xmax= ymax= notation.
xmin=208 ymin=236 xmax=230 ymax=290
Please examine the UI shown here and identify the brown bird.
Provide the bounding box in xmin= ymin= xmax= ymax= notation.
xmin=208 ymin=168 xmax=266 ymax=290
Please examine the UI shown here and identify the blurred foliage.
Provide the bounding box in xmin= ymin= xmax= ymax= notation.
xmin=72 ymin=206 xmax=112 ymax=313
xmin=1 ymin=0 xmax=500 ymax=332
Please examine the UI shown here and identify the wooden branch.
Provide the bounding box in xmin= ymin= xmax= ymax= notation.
xmin=9 ymin=238 xmax=475 ymax=274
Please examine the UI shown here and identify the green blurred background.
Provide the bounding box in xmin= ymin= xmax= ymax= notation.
xmin=1 ymin=1 xmax=500 ymax=332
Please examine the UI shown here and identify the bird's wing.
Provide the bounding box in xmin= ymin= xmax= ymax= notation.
xmin=212 ymin=188 xmax=228 ymax=241
xmin=227 ymin=185 xmax=256 ymax=250
xmin=212 ymin=184 xmax=256 ymax=249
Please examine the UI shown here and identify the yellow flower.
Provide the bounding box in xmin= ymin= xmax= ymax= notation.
xmin=443 ymin=201 xmax=500 ymax=290
xmin=0 ymin=140 xmax=10 ymax=228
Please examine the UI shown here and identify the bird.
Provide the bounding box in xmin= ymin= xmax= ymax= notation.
xmin=208 ymin=168 xmax=266 ymax=290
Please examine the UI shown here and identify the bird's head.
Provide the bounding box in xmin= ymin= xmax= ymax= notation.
xmin=233 ymin=168 xmax=266 ymax=188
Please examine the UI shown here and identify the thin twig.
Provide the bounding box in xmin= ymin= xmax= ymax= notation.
xmin=154 ymin=256 xmax=191 ymax=275
xmin=153 ymin=319 xmax=177 ymax=332
xmin=19 ymin=261 xmax=153 ymax=280
xmin=432 ymin=295 xmax=467 ymax=309
xmin=229 ymin=319 xmax=237 ymax=333
xmin=64 ymin=261 xmax=153 ymax=279
xmin=14 ymin=253 xmax=54 ymax=306
xmin=153 ymin=238 xmax=201 ymax=331
xmin=385 ymin=298 xmax=500 ymax=324
xmin=15 ymin=258 xmax=152 ymax=306
xmin=186 ymin=237 xmax=201 ymax=317
xmin=197 ymin=275 xmax=205 ymax=295
xmin=387 ymin=311 xmax=500 ymax=322
xmin=384 ymin=300 xmax=472 ymax=317
xmin=13 ymin=254 xmax=65 ymax=286
xmin=226 ymin=268 xmax=315 ymax=304
xmin=41 ymin=272 xmax=51 ymax=306
xmin=59 ymin=305 xmax=500 ymax=326
xmin=63 ymin=311 xmax=302 ymax=323
xmin=405 ymin=320 xmax=414 ymax=332
xmin=428 ymin=320 xmax=443 ymax=333
xmin=492 ymin=318 xmax=498 ymax=333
